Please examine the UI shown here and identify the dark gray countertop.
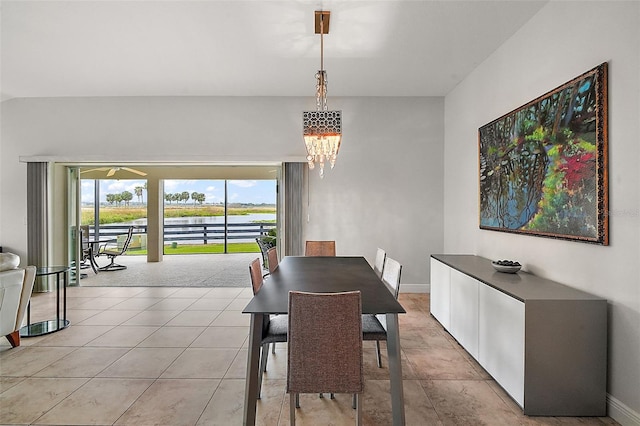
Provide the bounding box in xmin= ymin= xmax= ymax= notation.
xmin=431 ymin=254 xmax=605 ymax=303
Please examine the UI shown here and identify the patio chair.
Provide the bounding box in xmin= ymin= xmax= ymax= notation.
xmin=255 ymin=237 xmax=273 ymax=270
xmin=287 ymin=290 xmax=364 ymax=425
xmin=362 ymin=257 xmax=402 ymax=367
xmin=304 ymin=240 xmax=336 ymax=256
xmin=79 ymin=225 xmax=91 ymax=270
xmin=98 ymin=226 xmax=134 ymax=271
xmin=249 ymin=258 xmax=288 ymax=398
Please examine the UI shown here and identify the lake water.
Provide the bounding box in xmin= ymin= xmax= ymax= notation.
xmin=126 ymin=213 xmax=276 ymax=226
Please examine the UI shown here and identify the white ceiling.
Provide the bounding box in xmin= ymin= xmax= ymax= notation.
xmin=0 ymin=0 xmax=548 ymax=101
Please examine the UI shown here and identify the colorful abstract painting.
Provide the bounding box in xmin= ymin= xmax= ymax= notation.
xmin=479 ymin=63 xmax=608 ymax=244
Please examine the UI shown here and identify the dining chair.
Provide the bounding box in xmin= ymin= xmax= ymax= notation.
xmin=264 ymin=246 xmax=280 ymax=354
xmin=304 ymin=240 xmax=336 ymax=256
xmin=248 ymin=258 xmax=288 ymax=398
xmin=287 ymin=290 xmax=364 ymax=425
xmin=97 ymin=226 xmax=134 ymax=271
xmin=373 ymin=247 xmax=386 ymax=279
xmin=267 ymin=247 xmax=279 ymax=274
xmin=363 ymin=257 xmax=402 ymax=368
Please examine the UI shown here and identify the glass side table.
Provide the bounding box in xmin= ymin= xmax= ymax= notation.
xmin=20 ymin=266 xmax=70 ymax=337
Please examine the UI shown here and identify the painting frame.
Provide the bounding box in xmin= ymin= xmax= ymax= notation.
xmin=478 ymin=63 xmax=608 ymax=245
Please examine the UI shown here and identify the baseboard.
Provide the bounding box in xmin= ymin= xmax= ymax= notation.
xmin=399 ymin=283 xmax=429 ymax=293
xmin=608 ymin=394 xmax=640 ymax=426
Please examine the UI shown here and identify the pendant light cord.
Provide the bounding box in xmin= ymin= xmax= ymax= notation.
xmin=320 ymin=15 xmax=324 ymax=72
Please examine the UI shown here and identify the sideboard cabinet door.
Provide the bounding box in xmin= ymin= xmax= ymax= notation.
xmin=430 ymin=258 xmax=451 ymax=329
xmin=449 ymin=268 xmax=479 ymax=359
xmin=478 ymin=283 xmax=525 ymax=407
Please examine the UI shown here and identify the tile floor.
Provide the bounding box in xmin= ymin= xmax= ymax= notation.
xmin=1 ymin=288 xmax=618 ymax=425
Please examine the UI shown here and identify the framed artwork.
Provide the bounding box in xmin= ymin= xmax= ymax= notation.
xmin=479 ymin=63 xmax=608 ymax=245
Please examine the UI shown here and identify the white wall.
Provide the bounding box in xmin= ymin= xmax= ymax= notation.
xmin=444 ymin=1 xmax=640 ymax=424
xmin=306 ymin=97 xmax=444 ymax=290
xmin=0 ymin=96 xmax=443 ymax=286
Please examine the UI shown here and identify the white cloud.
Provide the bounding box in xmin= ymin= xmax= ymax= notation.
xmin=229 ymin=180 xmax=257 ymax=188
xmin=106 ymin=181 xmax=126 ymax=192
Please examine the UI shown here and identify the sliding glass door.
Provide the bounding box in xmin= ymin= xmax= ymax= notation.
xmin=162 ymin=179 xmax=276 ymax=254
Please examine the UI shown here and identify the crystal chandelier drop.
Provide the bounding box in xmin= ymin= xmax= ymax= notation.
xmin=303 ymin=11 xmax=342 ymax=178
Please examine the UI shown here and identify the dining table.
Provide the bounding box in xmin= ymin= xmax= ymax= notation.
xmin=242 ymin=256 xmax=407 ymax=425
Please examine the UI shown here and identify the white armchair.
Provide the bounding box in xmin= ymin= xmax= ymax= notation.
xmin=0 ymin=253 xmax=36 ymax=347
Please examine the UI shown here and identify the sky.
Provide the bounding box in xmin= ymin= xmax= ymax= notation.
xmin=81 ymin=179 xmax=276 ymax=205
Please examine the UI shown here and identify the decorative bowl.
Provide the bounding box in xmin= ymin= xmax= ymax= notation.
xmin=491 ymin=260 xmax=521 ymax=274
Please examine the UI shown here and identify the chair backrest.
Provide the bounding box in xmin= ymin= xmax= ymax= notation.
xmin=111 ymin=226 xmax=134 ymax=255
xmin=256 ymin=238 xmax=272 ymax=269
xmin=80 ymin=225 xmax=90 ymax=258
xmin=249 ymin=258 xmax=264 ymax=295
xmin=267 ymin=247 xmax=279 ymax=274
xmin=373 ymin=248 xmax=386 ymax=279
xmin=287 ymin=290 xmax=363 ymax=394
xmin=381 ymin=257 xmax=402 ymax=299
xmin=304 ymin=240 xmax=336 ymax=257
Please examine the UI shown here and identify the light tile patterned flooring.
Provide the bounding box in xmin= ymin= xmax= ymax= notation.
xmin=1 ymin=287 xmax=618 ymax=425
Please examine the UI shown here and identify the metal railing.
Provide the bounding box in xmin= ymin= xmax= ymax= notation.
xmin=87 ymin=222 xmax=275 ymax=245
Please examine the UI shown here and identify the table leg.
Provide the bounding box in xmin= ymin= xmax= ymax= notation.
xmin=63 ymin=270 xmax=68 ymax=322
xmin=88 ymin=246 xmax=99 ymax=274
xmin=243 ymin=313 xmax=263 ymax=426
xmin=386 ymin=313 xmax=406 ymax=426
xmin=56 ymin=271 xmax=61 ymax=323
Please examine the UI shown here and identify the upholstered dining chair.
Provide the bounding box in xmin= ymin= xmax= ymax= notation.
xmin=304 ymin=240 xmax=336 ymax=256
xmin=0 ymin=253 xmax=36 ymax=348
xmin=287 ymin=290 xmax=364 ymax=425
xmin=267 ymin=247 xmax=279 ymax=274
xmin=373 ymin=247 xmax=386 ymax=279
xmin=248 ymin=258 xmax=288 ymax=398
xmin=363 ymin=257 xmax=402 ymax=368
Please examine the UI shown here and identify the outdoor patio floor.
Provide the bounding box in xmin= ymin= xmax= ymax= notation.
xmin=77 ymin=253 xmax=258 ymax=287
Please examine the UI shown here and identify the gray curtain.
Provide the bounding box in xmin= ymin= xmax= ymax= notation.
xmin=27 ymin=162 xmax=49 ymax=291
xmin=284 ymin=162 xmax=305 ymax=256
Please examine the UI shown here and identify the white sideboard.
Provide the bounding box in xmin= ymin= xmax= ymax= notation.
xmin=430 ymin=254 xmax=607 ymax=416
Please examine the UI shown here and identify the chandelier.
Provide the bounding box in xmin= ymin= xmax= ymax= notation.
xmin=303 ymin=10 xmax=342 ymax=178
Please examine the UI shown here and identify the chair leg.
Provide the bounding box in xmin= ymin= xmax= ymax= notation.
xmin=6 ymin=330 xmax=20 ymax=348
xmin=290 ymin=393 xmax=296 ymax=425
xmin=375 ymin=340 xmax=382 ymax=368
xmin=295 ymin=393 xmax=300 ymax=408
xmin=261 ymin=343 xmax=270 ymax=373
xmin=352 ymin=393 xmax=357 ymax=409
xmin=258 ymin=344 xmax=269 ymax=399
xmin=98 ymin=256 xmax=127 ymax=271
xmin=271 ymin=342 xmax=276 ymax=354
xmin=355 ymin=393 xmax=362 ymax=426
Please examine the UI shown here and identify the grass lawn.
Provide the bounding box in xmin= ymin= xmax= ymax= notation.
xmin=125 ymin=242 xmax=261 ymax=255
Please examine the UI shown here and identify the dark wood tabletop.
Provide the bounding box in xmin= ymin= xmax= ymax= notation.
xmin=243 ymin=256 xmax=406 ymax=315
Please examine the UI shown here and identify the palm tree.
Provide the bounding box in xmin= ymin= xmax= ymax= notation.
xmin=134 ymin=186 xmax=143 ymax=203
xmin=181 ymin=191 xmax=190 ymax=204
